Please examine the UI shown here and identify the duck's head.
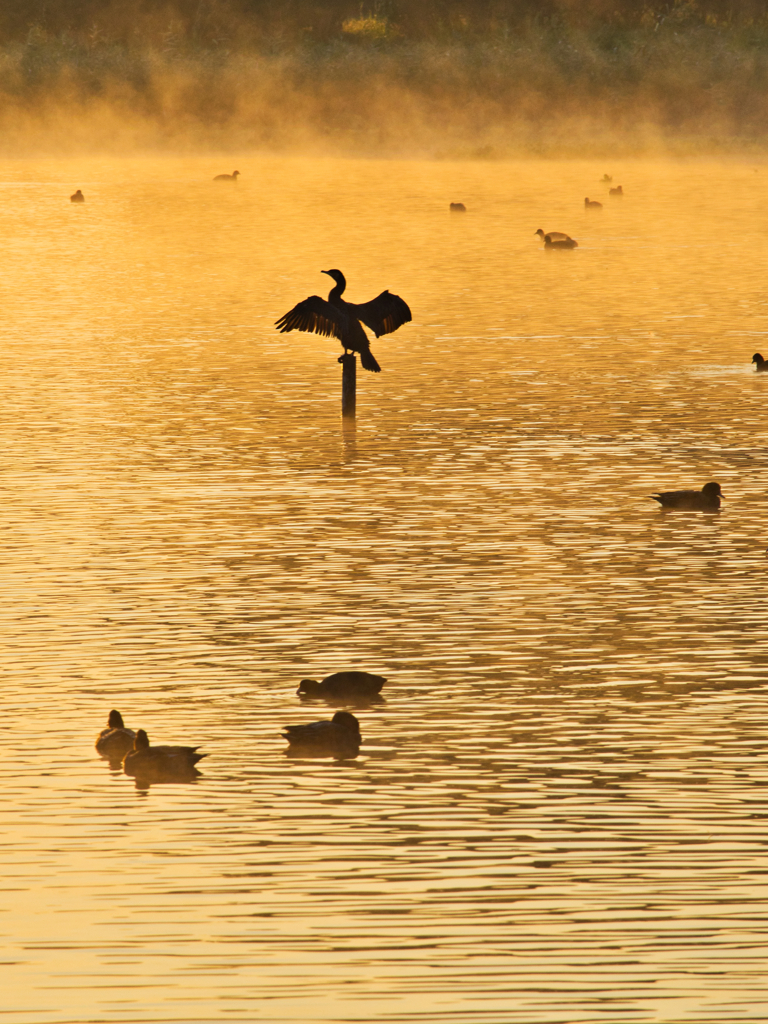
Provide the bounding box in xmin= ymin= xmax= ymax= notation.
xmin=134 ymin=729 xmax=150 ymax=751
xmin=232 ymin=170 xmax=240 ymax=178
xmin=535 ymin=229 xmax=545 ymax=238
xmin=332 ymin=711 xmax=361 ymax=738
xmin=753 ymin=353 xmax=764 ymax=364
xmin=297 ymin=679 xmax=321 ymax=696
xmin=108 ymin=709 xmax=125 ymax=729
xmin=702 ymin=482 xmax=723 ymax=498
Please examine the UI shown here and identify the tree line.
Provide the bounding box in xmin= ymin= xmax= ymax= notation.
xmin=2 ymin=0 xmax=767 ymax=48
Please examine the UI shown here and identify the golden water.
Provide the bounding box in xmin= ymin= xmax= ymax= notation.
xmin=2 ymin=156 xmax=768 ymax=1023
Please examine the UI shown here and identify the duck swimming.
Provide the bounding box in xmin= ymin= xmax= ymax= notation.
xmin=543 ymin=233 xmax=578 ymax=249
xmin=70 ymin=190 xmax=84 ymax=203
xmin=650 ymin=482 xmax=722 ymax=511
xmin=297 ymin=671 xmax=386 ymax=700
xmin=282 ymin=711 xmax=361 ymax=758
xmin=123 ymin=729 xmax=206 ymax=780
xmin=585 ymin=197 xmax=603 ymax=208
xmin=95 ymin=709 xmax=135 ymax=760
xmin=535 ymin=229 xmax=570 ymax=242
xmin=609 ymin=185 xmax=624 ymax=195
xmin=213 ymin=170 xmax=240 ymax=181
xmin=450 ymin=202 xmax=467 ymax=212
xmin=752 ymin=353 xmax=768 ymax=372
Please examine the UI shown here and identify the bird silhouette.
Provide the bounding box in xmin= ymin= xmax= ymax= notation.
xmin=609 ymin=185 xmax=624 ymax=195
xmin=752 ymin=353 xmax=768 ymax=372
xmin=214 ymin=170 xmax=240 ymax=181
xmin=282 ymin=711 xmax=361 ymax=758
xmin=70 ymin=190 xmax=84 ymax=203
xmin=275 ymin=270 xmax=411 ymax=373
xmin=95 ymin=709 xmax=135 ymax=760
xmin=297 ymin=671 xmax=386 ymax=700
xmin=585 ymin=197 xmax=603 ymax=208
xmin=650 ymin=482 xmax=722 ymax=511
xmin=543 ymin=233 xmax=578 ymax=249
xmin=123 ymin=729 xmax=206 ymax=780
xmin=535 ymin=229 xmax=570 ymax=241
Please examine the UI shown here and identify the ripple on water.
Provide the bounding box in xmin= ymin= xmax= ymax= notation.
xmin=1 ymin=157 xmax=768 ymax=1022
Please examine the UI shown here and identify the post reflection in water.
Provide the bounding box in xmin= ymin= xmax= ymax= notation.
xmin=1 ymin=156 xmax=768 ymax=1023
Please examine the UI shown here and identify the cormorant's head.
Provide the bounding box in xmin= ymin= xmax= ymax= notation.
xmin=322 ymin=269 xmax=345 ymax=286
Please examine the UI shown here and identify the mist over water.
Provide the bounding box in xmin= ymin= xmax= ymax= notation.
xmin=3 ymin=156 xmax=768 ymax=1022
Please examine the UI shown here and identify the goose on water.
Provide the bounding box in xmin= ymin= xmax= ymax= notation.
xmin=650 ymin=482 xmax=722 ymax=511
xmin=275 ymin=270 xmax=411 ymax=373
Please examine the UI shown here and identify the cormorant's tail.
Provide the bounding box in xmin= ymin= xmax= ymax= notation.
xmin=360 ymin=348 xmax=381 ymax=373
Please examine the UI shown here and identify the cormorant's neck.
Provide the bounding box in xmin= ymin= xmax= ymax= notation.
xmin=327 ymin=275 xmax=346 ymax=303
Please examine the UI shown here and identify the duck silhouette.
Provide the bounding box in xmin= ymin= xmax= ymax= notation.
xmin=650 ymin=482 xmax=722 ymax=511
xmin=609 ymin=185 xmax=623 ymax=195
xmin=213 ymin=170 xmax=240 ymax=181
xmin=95 ymin=709 xmax=135 ymax=760
xmin=123 ymin=729 xmax=206 ymax=780
xmin=449 ymin=202 xmax=467 ymax=212
xmin=585 ymin=197 xmax=603 ymax=208
xmin=535 ymin=229 xmax=570 ymax=241
xmin=70 ymin=190 xmax=84 ymax=203
xmin=282 ymin=711 xmax=361 ymax=758
xmin=752 ymin=353 xmax=768 ymax=372
xmin=297 ymin=671 xmax=386 ymax=700
xmin=543 ymin=233 xmax=578 ymax=249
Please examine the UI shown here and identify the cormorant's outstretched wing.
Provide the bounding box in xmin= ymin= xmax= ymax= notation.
xmin=275 ymin=296 xmax=349 ymax=341
xmin=352 ymin=291 xmax=412 ymax=338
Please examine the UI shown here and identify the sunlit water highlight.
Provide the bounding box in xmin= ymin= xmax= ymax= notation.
xmin=2 ymin=156 xmax=768 ymax=1022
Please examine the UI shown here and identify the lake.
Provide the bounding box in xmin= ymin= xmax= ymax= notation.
xmin=1 ymin=155 xmax=768 ymax=1023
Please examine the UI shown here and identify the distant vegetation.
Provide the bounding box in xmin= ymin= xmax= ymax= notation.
xmin=1 ymin=0 xmax=768 ymax=154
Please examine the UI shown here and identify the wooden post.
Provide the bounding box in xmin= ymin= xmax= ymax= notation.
xmin=340 ymin=353 xmax=356 ymax=420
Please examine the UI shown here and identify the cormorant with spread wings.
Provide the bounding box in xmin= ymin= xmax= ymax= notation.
xmin=275 ymin=269 xmax=412 ymax=372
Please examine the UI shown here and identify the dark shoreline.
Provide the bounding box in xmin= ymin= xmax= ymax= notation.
xmin=3 ymin=26 xmax=768 ymax=155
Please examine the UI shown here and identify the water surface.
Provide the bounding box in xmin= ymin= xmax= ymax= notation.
xmin=2 ymin=156 xmax=768 ymax=1023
